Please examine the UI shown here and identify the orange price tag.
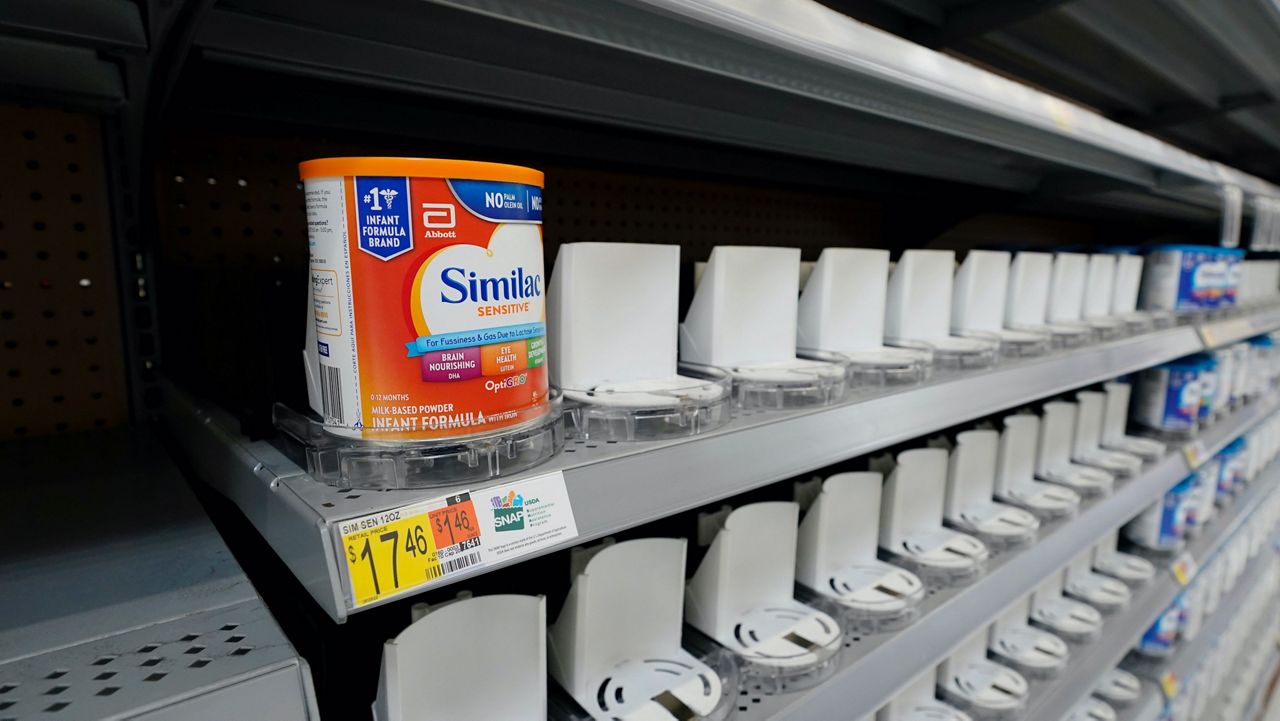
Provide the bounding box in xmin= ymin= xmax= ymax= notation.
xmin=429 ymin=494 xmax=481 ymax=550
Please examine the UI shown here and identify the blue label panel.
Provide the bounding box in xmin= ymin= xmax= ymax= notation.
xmin=1162 ymin=368 xmax=1200 ymax=429
xmin=354 ymin=176 xmax=414 ymax=260
xmin=406 ymin=321 xmax=545 ymax=357
xmin=448 ymin=179 xmax=543 ymax=223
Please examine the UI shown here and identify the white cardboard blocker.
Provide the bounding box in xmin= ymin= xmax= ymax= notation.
xmin=681 ymin=246 xmax=800 ymax=366
xmin=1063 ymin=549 xmax=1131 ymax=613
xmin=1090 ymin=529 xmax=1156 ymax=585
xmin=1048 ymin=253 xmax=1089 ymax=324
xmin=1073 ymin=391 xmax=1144 ymax=476
xmin=1036 ymin=402 xmax=1115 ymax=495
xmin=952 ymin=250 xmax=1011 ymax=334
xmin=886 ymin=250 xmax=996 ymax=362
xmin=945 ymin=430 xmax=1039 ymax=544
xmin=1005 ymin=252 xmax=1053 ymax=329
xmin=939 ymin=625 xmax=1030 ymax=715
xmin=797 ymin=247 xmax=892 ymax=353
xmin=953 ymin=250 xmax=1049 ymax=354
xmin=549 ymin=242 xmax=680 ymax=390
xmin=881 ymin=448 xmax=989 ymax=577
xmin=374 ymin=594 xmax=546 ymax=721
xmin=1101 ymin=382 xmax=1166 ymax=460
xmin=989 ymin=594 xmax=1069 ymax=678
xmin=886 ymin=250 xmax=956 ymax=342
xmin=1083 ymin=255 xmax=1118 ymax=320
xmin=994 ymin=414 xmax=1081 ymax=517
xmin=1029 ymin=570 xmax=1103 ymax=642
xmin=686 ymin=502 xmax=842 ymax=672
xmin=797 ymin=472 xmax=924 ymax=619
xmin=1112 ymin=255 xmax=1144 ymax=315
xmin=550 ymin=538 xmax=729 ymax=721
xmin=877 ymin=667 xmax=973 ymax=721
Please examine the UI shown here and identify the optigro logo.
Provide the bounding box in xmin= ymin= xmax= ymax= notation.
xmin=485 ymin=374 xmax=528 ymax=394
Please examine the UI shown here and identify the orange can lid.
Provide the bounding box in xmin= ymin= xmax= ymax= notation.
xmin=298 ymin=157 xmax=544 ymax=187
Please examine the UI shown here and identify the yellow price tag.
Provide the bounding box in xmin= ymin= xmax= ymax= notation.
xmin=1160 ymin=670 xmax=1178 ymax=699
xmin=1183 ymin=440 xmax=1207 ymax=469
xmin=339 ymin=492 xmax=484 ymax=608
xmin=1171 ymin=552 xmax=1197 ymax=586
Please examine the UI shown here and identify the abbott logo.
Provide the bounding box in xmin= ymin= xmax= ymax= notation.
xmin=422 ymin=203 xmax=456 ymax=228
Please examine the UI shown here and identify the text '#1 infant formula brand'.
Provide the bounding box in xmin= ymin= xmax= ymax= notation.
xmin=300 ymin=157 xmax=548 ymax=441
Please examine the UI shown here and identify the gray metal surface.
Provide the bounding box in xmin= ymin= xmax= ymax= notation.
xmin=167 ymin=320 xmax=1228 ymax=622
xmin=0 ymin=35 xmax=126 ymax=108
xmin=1239 ymin=650 xmax=1280 ymax=721
xmin=0 ymin=0 xmax=146 ymax=51
xmin=0 ymin=430 xmax=318 ymax=720
xmin=736 ymin=396 xmax=1279 ymax=721
xmin=1023 ymin=455 xmax=1280 ymax=721
xmin=190 ymin=0 xmax=1280 ymax=213
xmin=853 ymin=0 xmax=1280 ymax=181
xmin=1135 ymin=531 xmax=1280 ymax=689
xmin=1199 ymin=305 xmax=1280 ymax=348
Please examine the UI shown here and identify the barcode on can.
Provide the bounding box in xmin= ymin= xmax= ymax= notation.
xmin=320 ymin=364 xmax=343 ymax=424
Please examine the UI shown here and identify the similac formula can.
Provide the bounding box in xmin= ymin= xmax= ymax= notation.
xmin=1139 ymin=245 xmax=1218 ymax=311
xmin=1136 ymin=599 xmax=1182 ymax=656
xmin=1212 ymin=348 xmax=1234 ymax=415
xmin=1133 ymin=359 xmax=1203 ymax=434
xmin=1194 ymin=353 xmax=1218 ymax=424
xmin=1222 ymin=248 xmax=1245 ymax=307
xmin=1124 ymin=477 xmax=1192 ymax=551
xmin=1216 ymin=439 xmax=1246 ymax=503
xmin=1185 ymin=458 xmax=1218 ymax=530
xmin=300 ymin=157 xmax=548 ymax=440
xmin=1230 ymin=342 xmax=1250 ymax=404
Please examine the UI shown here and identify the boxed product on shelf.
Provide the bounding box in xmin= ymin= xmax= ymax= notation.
xmin=1132 ymin=357 xmax=1206 ymax=438
xmin=1139 ymin=245 xmax=1244 ymax=312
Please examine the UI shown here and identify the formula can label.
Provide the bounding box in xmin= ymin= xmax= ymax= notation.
xmin=305 ymin=166 xmax=547 ymax=440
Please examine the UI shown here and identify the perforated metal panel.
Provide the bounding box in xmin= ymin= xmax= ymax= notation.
xmin=0 ymin=103 xmax=128 ymax=440
xmin=0 ymin=601 xmax=313 ymax=721
xmin=543 ymin=169 xmax=882 ymax=260
xmin=154 ymin=132 xmax=885 ymax=264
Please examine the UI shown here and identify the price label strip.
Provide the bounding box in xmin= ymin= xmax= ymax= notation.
xmin=336 ymin=471 xmax=578 ymax=608
xmin=1171 ymin=552 xmax=1198 ymax=586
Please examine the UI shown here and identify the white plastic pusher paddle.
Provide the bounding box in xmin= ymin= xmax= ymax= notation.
xmin=993 ymin=413 xmax=1081 ymax=519
xmin=686 ymin=502 xmax=842 ymax=673
xmin=881 ymin=448 xmax=989 ymax=585
xmin=797 ymin=247 xmax=930 ymax=382
xmin=796 ymin=472 xmax=924 ymax=625
xmin=549 ymin=538 xmax=730 ymax=721
xmin=945 ymin=429 xmax=1040 ymax=547
xmin=373 ymin=594 xmax=546 ymax=721
xmin=885 ymin=249 xmax=998 ymax=369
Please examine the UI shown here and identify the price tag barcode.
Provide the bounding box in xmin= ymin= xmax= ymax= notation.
xmin=339 ymin=492 xmax=483 ymax=608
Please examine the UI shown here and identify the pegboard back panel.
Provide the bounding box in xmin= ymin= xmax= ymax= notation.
xmin=155 ymin=132 xmax=885 ymax=269
xmin=543 ymin=169 xmax=883 ymax=259
xmin=153 ymin=129 xmax=1123 ymax=427
xmin=0 ymin=104 xmax=128 ymax=441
